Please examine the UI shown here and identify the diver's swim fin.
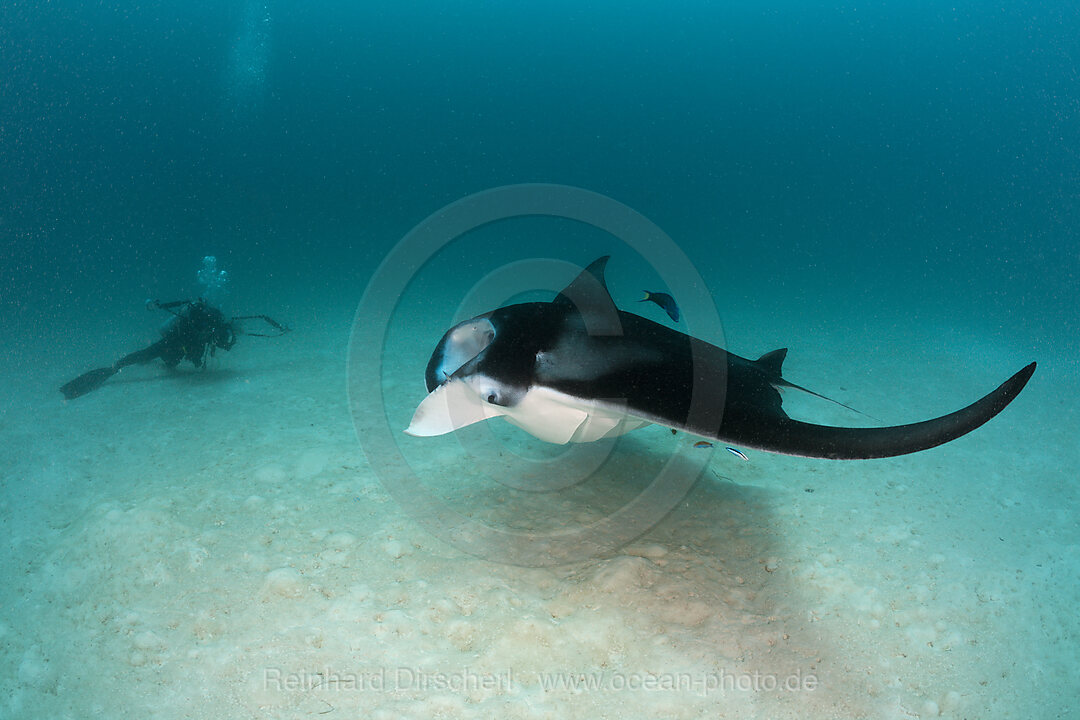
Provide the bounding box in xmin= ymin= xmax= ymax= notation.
xmin=60 ymin=366 xmax=118 ymax=400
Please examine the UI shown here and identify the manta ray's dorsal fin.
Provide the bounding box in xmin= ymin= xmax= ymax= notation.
xmin=554 ymin=256 xmax=612 ymax=307
xmin=755 ymin=347 xmax=882 ymax=422
xmin=756 ymin=348 xmax=788 ymax=377
xmin=553 ymin=256 xmax=622 ymax=336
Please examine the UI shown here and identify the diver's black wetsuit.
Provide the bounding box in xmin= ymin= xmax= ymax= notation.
xmin=117 ymin=300 xmax=236 ymax=370
xmin=60 ymin=299 xmax=239 ymax=400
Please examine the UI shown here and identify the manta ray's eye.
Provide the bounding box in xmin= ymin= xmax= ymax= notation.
xmin=468 ymin=376 xmax=512 ymax=407
xmin=480 ymin=386 xmax=506 ymax=406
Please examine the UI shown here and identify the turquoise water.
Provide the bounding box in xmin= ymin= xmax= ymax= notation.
xmin=2 ymin=2 xmax=1077 ymax=718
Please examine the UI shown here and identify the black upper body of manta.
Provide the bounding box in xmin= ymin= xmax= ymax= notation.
xmin=412 ymin=257 xmax=1035 ymax=460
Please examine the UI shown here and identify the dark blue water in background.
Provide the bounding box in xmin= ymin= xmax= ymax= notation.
xmin=3 ymin=1 xmax=1077 ymax=366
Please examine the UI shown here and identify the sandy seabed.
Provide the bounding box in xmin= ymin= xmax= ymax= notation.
xmin=1 ymin=296 xmax=1076 ymax=720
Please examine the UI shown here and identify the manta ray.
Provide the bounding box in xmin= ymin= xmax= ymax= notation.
xmin=406 ymin=257 xmax=1035 ymax=459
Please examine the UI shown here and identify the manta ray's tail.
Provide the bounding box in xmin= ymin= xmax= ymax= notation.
xmin=755 ymin=348 xmax=882 ymax=422
xmin=725 ymin=362 xmax=1036 ymax=459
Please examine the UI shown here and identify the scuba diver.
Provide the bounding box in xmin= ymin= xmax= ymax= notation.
xmin=60 ymin=257 xmax=289 ymax=400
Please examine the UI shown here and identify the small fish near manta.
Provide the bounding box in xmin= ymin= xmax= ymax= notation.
xmin=640 ymin=290 xmax=681 ymax=322
xmin=406 ymin=257 xmax=1035 ymax=460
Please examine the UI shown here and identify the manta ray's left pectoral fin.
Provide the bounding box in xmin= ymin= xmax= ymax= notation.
xmin=405 ymin=379 xmax=508 ymax=437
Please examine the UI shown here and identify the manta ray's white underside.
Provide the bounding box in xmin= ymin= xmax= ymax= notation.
xmin=405 ymin=379 xmax=651 ymax=444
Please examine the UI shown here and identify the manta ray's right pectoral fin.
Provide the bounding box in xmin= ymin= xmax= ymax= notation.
xmin=405 ymin=379 xmax=507 ymax=437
